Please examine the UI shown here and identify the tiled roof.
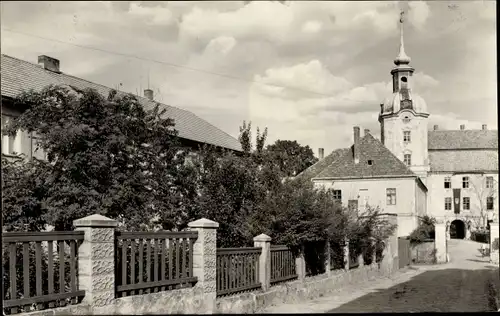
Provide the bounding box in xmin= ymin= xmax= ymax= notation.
xmin=314 ymin=133 xmax=415 ymax=179
xmin=1 ymin=54 xmax=242 ymax=152
xmin=429 ymin=149 xmax=498 ymax=172
xmin=428 ymin=130 xmax=498 ymax=150
xmin=294 ymin=148 xmax=350 ymax=181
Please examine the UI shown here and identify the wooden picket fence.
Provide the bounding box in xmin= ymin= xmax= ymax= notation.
xmin=114 ymin=231 xmax=198 ymax=297
xmin=270 ymin=245 xmax=297 ymax=285
xmin=2 ymin=231 xmax=85 ymax=315
xmin=216 ymin=247 xmax=261 ymax=297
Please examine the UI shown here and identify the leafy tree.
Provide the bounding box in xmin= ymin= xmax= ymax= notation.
xmin=409 ymin=215 xmax=436 ymax=244
xmin=266 ymin=140 xmax=318 ymax=177
xmin=3 ymin=85 xmax=189 ymax=231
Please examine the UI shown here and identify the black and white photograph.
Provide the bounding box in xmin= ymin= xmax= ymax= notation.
xmin=1 ymin=1 xmax=498 ymax=314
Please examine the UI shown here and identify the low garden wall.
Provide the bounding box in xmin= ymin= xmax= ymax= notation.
xmin=216 ymin=262 xmax=392 ymax=314
xmin=410 ymin=239 xmax=435 ymax=264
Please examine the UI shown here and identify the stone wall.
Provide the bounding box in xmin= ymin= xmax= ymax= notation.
xmin=216 ymin=263 xmax=391 ymax=314
xmin=410 ymin=240 xmax=435 ymax=264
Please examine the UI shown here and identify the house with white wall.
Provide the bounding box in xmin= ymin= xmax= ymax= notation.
xmin=1 ymin=54 xmax=242 ymax=161
xmin=298 ymin=127 xmax=427 ymax=237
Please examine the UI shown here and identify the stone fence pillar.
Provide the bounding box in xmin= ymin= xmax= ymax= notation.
xmin=188 ymin=218 xmax=219 ymax=314
xmin=435 ymin=221 xmax=447 ymax=263
xmin=324 ymin=240 xmax=331 ymax=276
xmin=490 ymin=222 xmax=499 ymax=264
xmin=254 ymin=234 xmax=271 ymax=291
xmin=295 ymin=245 xmax=306 ymax=280
xmin=73 ymin=214 xmax=118 ymax=308
xmin=371 ymin=238 xmax=377 ymax=265
xmin=343 ymin=239 xmax=350 ymax=270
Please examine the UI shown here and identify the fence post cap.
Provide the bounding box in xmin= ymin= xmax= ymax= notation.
xmin=253 ymin=233 xmax=271 ymax=242
xmin=188 ymin=218 xmax=219 ymax=228
xmin=73 ymin=214 xmax=118 ymax=228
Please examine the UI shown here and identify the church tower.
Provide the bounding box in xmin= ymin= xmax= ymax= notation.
xmin=379 ymin=11 xmax=430 ymax=181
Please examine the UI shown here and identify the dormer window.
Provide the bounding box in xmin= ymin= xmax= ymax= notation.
xmin=367 ymin=160 xmax=373 ymax=166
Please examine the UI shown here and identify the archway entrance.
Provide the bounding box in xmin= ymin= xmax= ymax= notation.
xmin=450 ymin=220 xmax=466 ymax=239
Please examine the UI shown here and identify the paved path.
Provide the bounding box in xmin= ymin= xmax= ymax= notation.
xmin=261 ymin=239 xmax=499 ymax=313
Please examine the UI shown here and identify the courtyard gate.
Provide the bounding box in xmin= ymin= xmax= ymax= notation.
xmin=398 ymin=237 xmax=411 ymax=269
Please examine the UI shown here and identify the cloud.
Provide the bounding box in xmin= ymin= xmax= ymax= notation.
xmin=301 ymin=20 xmax=322 ymax=34
xmin=253 ymin=60 xmax=353 ymax=100
xmin=128 ymin=3 xmax=175 ymax=26
xmin=179 ymin=1 xmax=294 ymax=43
xmin=408 ymin=1 xmax=430 ymax=30
xmin=204 ymin=36 xmax=237 ymax=56
xmin=413 ymin=72 xmax=440 ymax=90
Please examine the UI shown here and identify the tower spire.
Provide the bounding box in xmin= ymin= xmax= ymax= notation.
xmin=394 ymin=10 xmax=411 ymax=66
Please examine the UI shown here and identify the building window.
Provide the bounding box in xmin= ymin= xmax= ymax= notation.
xmin=487 ymin=197 xmax=494 ymax=210
xmin=462 ymin=176 xmax=469 ymax=189
xmin=403 ymin=131 xmax=411 ymax=142
xmin=486 ymin=176 xmax=494 ymax=189
xmin=1 ymin=115 xmax=18 ymax=155
xmin=403 ymin=154 xmax=411 ymax=166
xmin=386 ymin=188 xmax=396 ymax=205
xmin=463 ymin=197 xmax=470 ymax=210
xmin=333 ymin=190 xmax=342 ymax=202
xmin=348 ymin=200 xmax=358 ymax=213
xmin=367 ymin=160 xmax=373 ymax=166
xmin=30 ymin=133 xmax=46 ymax=160
xmin=445 ymin=197 xmax=452 ymax=210
xmin=444 ymin=177 xmax=451 ymax=189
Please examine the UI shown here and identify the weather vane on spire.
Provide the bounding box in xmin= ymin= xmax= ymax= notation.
xmin=394 ymin=9 xmax=411 ymax=65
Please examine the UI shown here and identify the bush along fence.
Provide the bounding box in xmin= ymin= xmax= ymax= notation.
xmin=2 ymin=213 xmax=401 ymax=315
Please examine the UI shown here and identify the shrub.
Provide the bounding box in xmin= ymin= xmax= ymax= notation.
xmin=409 ymin=216 xmax=436 ymax=244
xmin=471 ymin=231 xmax=490 ymax=244
xmin=493 ymin=238 xmax=500 ymax=251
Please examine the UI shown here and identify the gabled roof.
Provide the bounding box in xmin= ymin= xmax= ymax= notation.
xmin=428 ymin=130 xmax=498 ymax=150
xmin=313 ymin=133 xmax=415 ymax=179
xmin=294 ymin=148 xmax=350 ymax=182
xmin=1 ymin=54 xmax=242 ymax=152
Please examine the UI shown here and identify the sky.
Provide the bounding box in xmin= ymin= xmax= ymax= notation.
xmin=1 ymin=1 xmax=497 ymax=155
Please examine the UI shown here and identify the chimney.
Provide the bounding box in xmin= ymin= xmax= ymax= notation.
xmin=482 ymin=124 xmax=487 ymax=130
xmin=38 ymin=55 xmax=60 ymax=73
xmin=353 ymin=126 xmax=360 ymax=164
xmin=144 ymin=89 xmax=154 ymax=101
xmin=460 ymin=124 xmax=465 ymax=130
xmin=433 ymin=125 xmax=439 ymax=131
xmin=318 ymin=148 xmax=324 ymax=159
xmin=364 ymin=129 xmax=370 ymax=135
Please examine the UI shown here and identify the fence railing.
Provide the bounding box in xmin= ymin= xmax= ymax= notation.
xmin=2 ymin=231 xmax=86 ymax=315
xmin=270 ymin=245 xmax=297 ymax=285
xmin=115 ymin=231 xmax=198 ymax=297
xmin=216 ymin=247 xmax=261 ymax=297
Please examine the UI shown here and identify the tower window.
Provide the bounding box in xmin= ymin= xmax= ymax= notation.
xmin=401 ymin=76 xmax=407 ymax=83
xmin=403 ymin=154 xmax=411 ymax=166
xmin=403 ymin=131 xmax=411 ymax=142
